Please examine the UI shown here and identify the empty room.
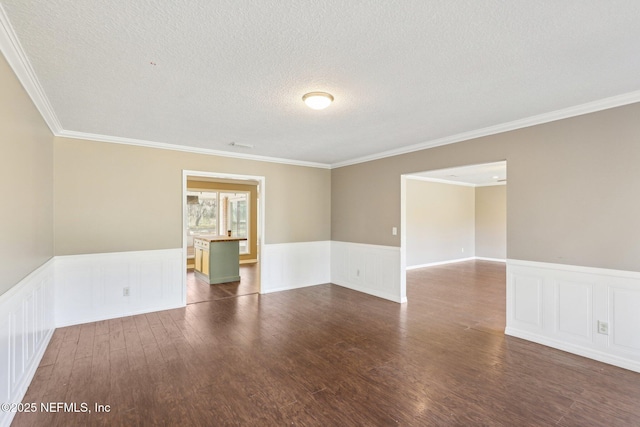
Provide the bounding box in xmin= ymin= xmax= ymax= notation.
xmin=2 ymin=1 xmax=640 ymax=425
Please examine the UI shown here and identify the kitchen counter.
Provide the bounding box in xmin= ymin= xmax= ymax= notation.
xmin=193 ymin=236 xmax=247 ymax=284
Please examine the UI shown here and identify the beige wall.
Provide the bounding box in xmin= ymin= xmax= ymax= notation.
xmin=332 ymin=103 xmax=640 ymax=272
xmin=0 ymin=53 xmax=54 ymax=295
xmin=475 ymin=185 xmax=506 ymax=259
xmin=406 ymin=180 xmax=475 ymax=266
xmin=54 ymin=138 xmax=331 ymax=255
xmin=187 ymin=180 xmax=258 ymax=261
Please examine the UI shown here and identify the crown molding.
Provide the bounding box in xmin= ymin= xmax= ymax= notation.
xmin=0 ymin=4 xmax=62 ymax=134
xmin=3 ymin=3 xmax=640 ymax=171
xmin=57 ymin=130 xmax=331 ymax=169
xmin=331 ymin=91 xmax=640 ymax=169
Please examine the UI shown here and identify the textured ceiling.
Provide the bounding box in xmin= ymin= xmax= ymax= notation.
xmin=3 ymin=1 xmax=640 ymax=166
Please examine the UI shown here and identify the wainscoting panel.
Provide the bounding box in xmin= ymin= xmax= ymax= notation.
xmin=55 ymin=249 xmax=183 ymax=327
xmin=512 ymin=274 xmax=543 ymax=329
xmin=331 ymin=241 xmax=403 ymax=303
xmin=506 ymin=259 xmax=640 ymax=373
xmin=0 ymin=259 xmax=55 ymax=427
xmin=261 ymin=241 xmax=331 ymax=294
xmin=556 ymin=280 xmax=593 ymax=342
xmin=610 ymin=284 xmax=640 ymax=356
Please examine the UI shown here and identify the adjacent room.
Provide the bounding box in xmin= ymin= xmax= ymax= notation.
xmin=185 ymin=175 xmax=261 ymax=304
xmin=2 ymin=1 xmax=640 ymax=425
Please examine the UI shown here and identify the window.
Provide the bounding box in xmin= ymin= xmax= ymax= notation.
xmin=187 ymin=190 xmax=250 ymax=254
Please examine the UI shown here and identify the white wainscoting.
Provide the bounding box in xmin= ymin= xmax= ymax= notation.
xmin=506 ymin=259 xmax=640 ymax=373
xmin=331 ymin=241 xmax=403 ymax=303
xmin=0 ymin=259 xmax=55 ymax=427
xmin=261 ymin=241 xmax=331 ymax=294
xmin=55 ymin=249 xmax=184 ymax=327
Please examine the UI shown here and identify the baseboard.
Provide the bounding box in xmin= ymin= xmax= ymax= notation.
xmin=474 ymin=256 xmax=506 ymax=263
xmin=0 ymin=259 xmax=55 ymax=427
xmin=507 ymin=259 xmax=640 ymax=374
xmin=505 ymin=327 xmax=640 ymax=374
xmin=406 ymin=256 xmax=506 ymax=270
xmin=332 ymin=278 xmax=406 ymax=303
xmin=55 ymin=249 xmax=184 ymax=327
xmin=406 ymin=257 xmax=475 ymax=270
xmin=331 ymin=241 xmax=403 ymax=303
xmin=261 ymin=281 xmax=324 ymax=295
xmin=261 ymin=241 xmax=330 ymax=294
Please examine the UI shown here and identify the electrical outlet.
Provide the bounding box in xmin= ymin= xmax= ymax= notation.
xmin=123 ymin=287 xmax=130 ymax=297
xmin=597 ymin=320 xmax=608 ymax=335
xmin=356 ymin=269 xmax=360 ymax=277
xmin=461 ymin=248 xmax=465 ymax=253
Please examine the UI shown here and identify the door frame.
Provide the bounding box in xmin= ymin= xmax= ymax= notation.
xmin=182 ymin=169 xmax=266 ymax=305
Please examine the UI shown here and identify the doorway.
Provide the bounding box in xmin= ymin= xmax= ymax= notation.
xmin=400 ymin=161 xmax=507 ymax=302
xmin=182 ymin=170 xmax=265 ymax=305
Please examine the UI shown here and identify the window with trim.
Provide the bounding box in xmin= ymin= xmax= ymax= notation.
xmin=187 ymin=190 xmax=250 ymax=254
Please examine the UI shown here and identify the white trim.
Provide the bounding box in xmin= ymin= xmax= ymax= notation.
xmin=332 ymin=91 xmax=640 ymax=168
xmin=406 ymin=257 xmax=476 ymax=270
xmin=400 ymin=176 xmax=408 ymax=302
xmin=0 ymin=5 xmax=62 ymax=134
xmin=55 ymin=249 xmax=184 ymax=327
xmin=4 ymin=0 xmax=640 ymax=173
xmin=506 ymin=259 xmax=640 ymax=374
xmin=59 ymin=130 xmax=331 ymax=169
xmin=3 ymin=2 xmax=640 ymax=170
xmin=0 ymin=258 xmax=55 ymax=427
xmin=405 ymin=175 xmax=477 ymax=187
xmin=477 ymin=181 xmax=507 ymax=187
xmin=182 ymin=170 xmax=266 ymax=298
xmin=507 ymin=258 xmax=640 ymax=280
xmin=505 ymin=327 xmax=640 ymax=374
xmin=474 ymin=257 xmax=506 ymax=263
xmin=261 ymin=241 xmax=331 ymax=294
xmin=331 ymin=241 xmax=404 ymax=303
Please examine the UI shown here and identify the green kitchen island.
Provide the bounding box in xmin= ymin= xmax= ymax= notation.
xmin=193 ymin=236 xmax=247 ymax=284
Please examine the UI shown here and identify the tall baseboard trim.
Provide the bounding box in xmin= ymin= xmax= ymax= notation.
xmin=474 ymin=257 xmax=506 ymax=263
xmin=406 ymin=257 xmax=475 ymax=270
xmin=406 ymin=256 xmax=505 ymax=270
xmin=505 ymin=327 xmax=640 ymax=374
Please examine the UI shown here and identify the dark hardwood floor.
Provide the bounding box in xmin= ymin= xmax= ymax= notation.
xmin=187 ymin=263 xmax=259 ymax=304
xmin=13 ymin=260 xmax=640 ymax=426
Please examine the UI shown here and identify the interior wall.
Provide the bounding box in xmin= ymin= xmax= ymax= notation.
xmin=54 ymin=137 xmax=331 ymax=256
xmin=0 ymin=52 xmax=54 ymax=295
xmin=475 ymin=185 xmax=506 ymax=260
xmin=187 ymin=180 xmax=258 ymax=261
xmin=406 ymin=179 xmax=475 ymax=266
xmin=332 ymin=102 xmax=640 ymax=272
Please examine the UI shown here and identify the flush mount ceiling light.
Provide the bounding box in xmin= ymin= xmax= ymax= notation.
xmin=302 ymin=92 xmax=334 ymax=110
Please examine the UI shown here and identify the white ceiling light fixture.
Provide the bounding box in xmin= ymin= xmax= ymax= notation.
xmin=302 ymin=92 xmax=334 ymax=110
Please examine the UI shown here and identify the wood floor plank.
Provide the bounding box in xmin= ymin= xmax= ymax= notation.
xmin=107 ymin=317 xmax=125 ymax=352
xmin=13 ymin=260 xmax=640 ymax=426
